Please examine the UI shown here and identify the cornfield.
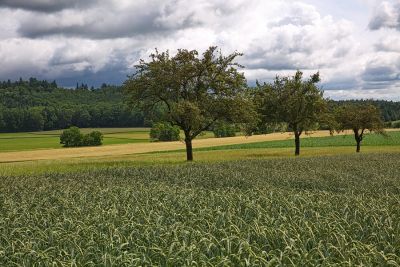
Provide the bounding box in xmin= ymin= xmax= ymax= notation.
xmin=0 ymin=153 xmax=399 ymax=266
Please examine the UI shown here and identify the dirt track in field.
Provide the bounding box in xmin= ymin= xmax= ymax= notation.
xmin=0 ymin=130 xmax=357 ymax=163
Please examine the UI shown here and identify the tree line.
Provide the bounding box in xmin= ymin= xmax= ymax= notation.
xmin=124 ymin=47 xmax=389 ymax=161
xmin=0 ymin=79 xmax=144 ymax=132
xmin=1 ymin=76 xmax=399 ymax=134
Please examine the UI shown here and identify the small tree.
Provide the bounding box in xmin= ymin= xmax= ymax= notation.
xmin=334 ymin=104 xmax=385 ymax=152
xmin=150 ymin=122 xmax=180 ymax=142
xmin=124 ymin=47 xmax=254 ymax=161
xmin=255 ymin=70 xmax=328 ymax=156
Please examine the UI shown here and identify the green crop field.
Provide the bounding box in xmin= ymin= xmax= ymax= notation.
xmin=1 ymin=128 xmax=400 ymax=265
xmin=1 ymin=153 xmax=399 ymax=265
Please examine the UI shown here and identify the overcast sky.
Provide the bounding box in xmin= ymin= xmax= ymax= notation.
xmin=0 ymin=0 xmax=399 ymax=100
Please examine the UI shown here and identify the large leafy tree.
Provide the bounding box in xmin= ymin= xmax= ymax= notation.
xmin=254 ymin=70 xmax=328 ymax=156
xmin=124 ymin=47 xmax=254 ymax=161
xmin=334 ymin=103 xmax=385 ymax=152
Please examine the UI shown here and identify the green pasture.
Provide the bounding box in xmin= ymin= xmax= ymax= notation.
xmin=195 ymin=130 xmax=400 ymax=152
xmin=0 ymin=128 xmax=149 ymax=152
xmin=0 ymin=128 xmax=217 ymax=152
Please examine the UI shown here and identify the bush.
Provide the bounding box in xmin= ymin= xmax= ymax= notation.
xmin=60 ymin=126 xmax=83 ymax=147
xmin=384 ymin=121 xmax=393 ymax=128
xmin=60 ymin=127 xmax=103 ymax=147
xmin=150 ymin=122 xmax=180 ymax=142
xmin=393 ymin=121 xmax=400 ymax=128
xmin=82 ymin=131 xmax=103 ymax=146
xmin=213 ymin=122 xmax=236 ymax=138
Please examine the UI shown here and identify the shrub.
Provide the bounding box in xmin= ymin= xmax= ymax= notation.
xmin=213 ymin=122 xmax=236 ymax=138
xmin=393 ymin=121 xmax=400 ymax=128
xmin=150 ymin=122 xmax=180 ymax=142
xmin=60 ymin=127 xmax=103 ymax=147
xmin=60 ymin=126 xmax=83 ymax=147
xmin=82 ymin=131 xmax=103 ymax=146
xmin=384 ymin=121 xmax=393 ymax=128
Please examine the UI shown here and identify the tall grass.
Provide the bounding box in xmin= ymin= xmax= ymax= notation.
xmin=0 ymin=153 xmax=399 ymax=265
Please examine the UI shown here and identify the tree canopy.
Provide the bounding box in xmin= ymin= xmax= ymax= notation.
xmin=334 ymin=103 xmax=385 ymax=152
xmin=124 ymin=46 xmax=255 ymax=161
xmin=254 ymin=70 xmax=329 ymax=156
xmin=0 ymin=79 xmax=144 ymax=132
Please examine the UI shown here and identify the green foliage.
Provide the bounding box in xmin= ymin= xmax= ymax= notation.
xmin=334 ymin=99 xmax=400 ymax=122
xmin=257 ymin=71 xmax=328 ymax=133
xmin=334 ymin=103 xmax=385 ymax=152
xmin=60 ymin=127 xmax=103 ymax=147
xmin=60 ymin=126 xmax=83 ymax=147
xmin=0 ymin=78 xmax=144 ymax=132
xmin=124 ymin=46 xmax=255 ymax=160
xmin=212 ymin=121 xmax=236 ymax=138
xmin=150 ymin=122 xmax=180 ymax=142
xmin=0 ymin=154 xmax=399 ymax=265
xmin=82 ymin=131 xmax=103 ymax=146
xmin=392 ymin=121 xmax=400 ymax=128
xmin=254 ymin=70 xmax=329 ymax=155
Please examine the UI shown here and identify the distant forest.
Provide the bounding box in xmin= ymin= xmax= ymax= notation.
xmin=0 ymin=78 xmax=144 ymax=132
xmin=0 ymin=78 xmax=399 ymax=133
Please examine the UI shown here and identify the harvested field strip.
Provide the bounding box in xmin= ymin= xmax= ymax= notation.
xmin=0 ymin=130 xmax=341 ymax=162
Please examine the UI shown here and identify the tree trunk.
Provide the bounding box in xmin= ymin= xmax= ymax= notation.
xmin=294 ymin=131 xmax=300 ymax=156
xmin=185 ymin=139 xmax=193 ymax=161
xmin=353 ymin=129 xmax=362 ymax=153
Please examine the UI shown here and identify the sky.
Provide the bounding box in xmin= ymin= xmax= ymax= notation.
xmin=0 ymin=0 xmax=399 ymax=100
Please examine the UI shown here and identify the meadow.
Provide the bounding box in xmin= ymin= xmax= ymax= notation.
xmin=1 ymin=154 xmax=399 ymax=265
xmin=0 ymin=128 xmax=218 ymax=152
xmin=0 ymin=128 xmax=150 ymax=152
xmin=193 ymin=130 xmax=400 ymax=152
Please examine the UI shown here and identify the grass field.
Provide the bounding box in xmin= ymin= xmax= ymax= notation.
xmin=0 ymin=128 xmax=218 ymax=152
xmin=1 ymin=129 xmax=399 ymax=164
xmin=192 ymin=130 xmax=400 ymax=152
xmin=1 ymin=154 xmax=399 ymax=265
xmin=0 ymin=128 xmax=151 ymax=152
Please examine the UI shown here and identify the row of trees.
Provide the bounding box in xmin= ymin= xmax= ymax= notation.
xmin=124 ymin=47 xmax=385 ymax=161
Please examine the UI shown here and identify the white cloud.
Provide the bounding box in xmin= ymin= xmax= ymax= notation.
xmin=0 ymin=0 xmax=399 ymax=99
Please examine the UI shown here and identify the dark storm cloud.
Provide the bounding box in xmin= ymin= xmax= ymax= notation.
xmin=322 ymin=79 xmax=360 ymax=91
xmin=19 ymin=14 xmax=168 ymax=39
xmin=362 ymin=66 xmax=399 ymax=82
xmin=0 ymin=0 xmax=97 ymax=13
xmin=361 ymin=65 xmax=400 ymax=90
xmin=55 ymin=67 xmax=128 ymax=88
xmin=16 ymin=4 xmax=201 ymax=39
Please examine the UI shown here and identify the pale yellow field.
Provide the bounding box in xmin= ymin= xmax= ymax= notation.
xmin=0 ymin=130 xmax=350 ymax=163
